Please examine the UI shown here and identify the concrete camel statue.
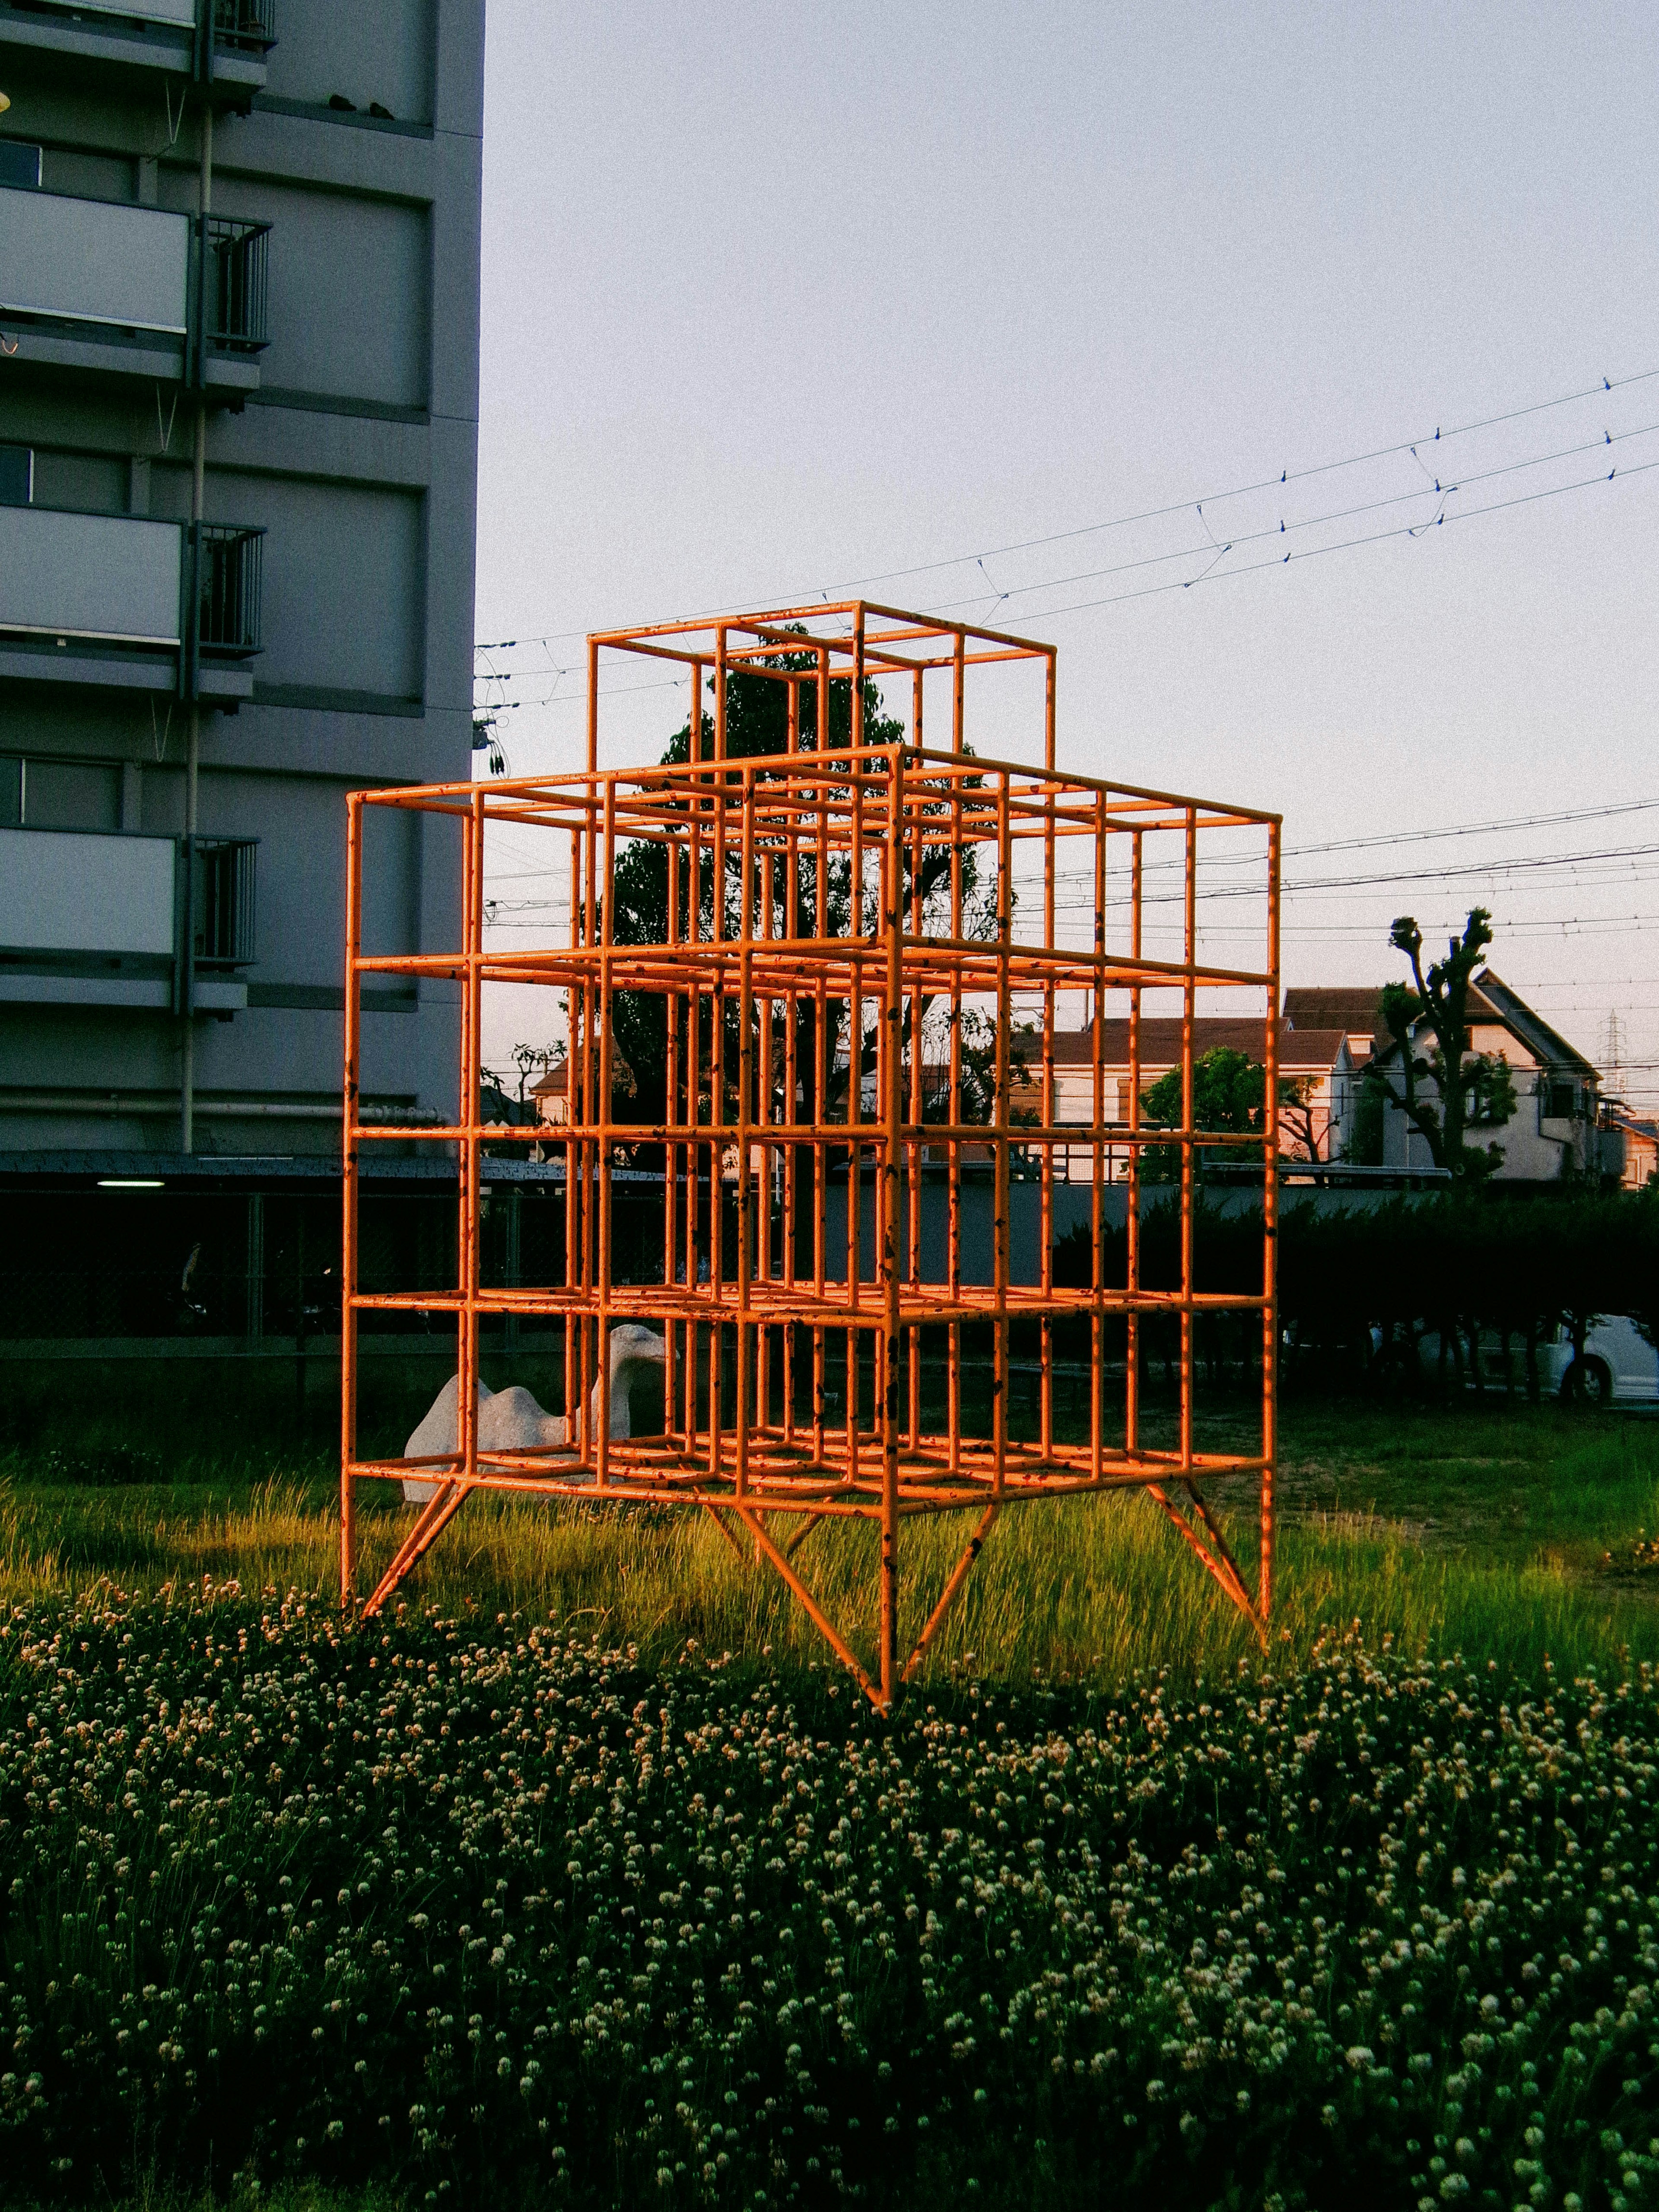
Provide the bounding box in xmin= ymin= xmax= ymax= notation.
xmin=400 ymin=1322 xmax=667 ymax=1503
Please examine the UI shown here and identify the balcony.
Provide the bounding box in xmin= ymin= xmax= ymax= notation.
xmin=0 ymin=0 xmax=276 ymax=104
xmin=0 ymin=186 xmax=270 ymax=397
xmin=0 ymin=826 xmax=256 ymax=1011
xmin=0 ymin=505 xmax=264 ymax=702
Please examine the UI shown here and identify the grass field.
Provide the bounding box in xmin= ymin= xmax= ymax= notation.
xmin=3 ymin=1399 xmax=1658 ymax=2209
xmin=3 ymin=1397 xmax=1656 ymax=1689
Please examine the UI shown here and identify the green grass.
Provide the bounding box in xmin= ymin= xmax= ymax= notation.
xmin=1 ymin=1399 xmax=1656 ymax=1691
xmin=4 ymin=1398 xmax=1659 ymax=2209
xmin=4 ymin=1587 xmax=1658 ymax=2212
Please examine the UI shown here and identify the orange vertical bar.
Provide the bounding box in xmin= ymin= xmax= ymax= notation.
xmin=906 ymin=667 xmax=924 ymax=1452
xmin=1090 ymin=790 xmax=1106 ymax=1483
xmin=812 ymin=721 xmax=828 ymax=1467
xmin=1126 ymin=826 xmax=1143 ymax=1457
xmin=664 ymin=727 xmax=682 ymax=1451
xmin=1179 ymin=806 xmax=1197 ymax=1477
xmin=783 ymin=677 xmax=800 ymax=1447
xmin=845 ymin=611 xmax=866 ymax=1484
xmin=879 ymin=734 xmax=906 ymax=1707
xmin=992 ymin=770 xmax=1011 ymax=1496
xmin=586 ymin=636 xmax=599 ymax=775
xmin=709 ymin=629 xmax=728 ymax=1479
xmin=948 ymin=635 xmax=965 ymax=1473
xmin=1040 ymin=757 xmax=1056 ymax=1463
xmin=1262 ymin=817 xmax=1281 ymax=1622
xmin=582 ymin=773 xmax=599 ymax=1458
xmin=565 ymin=824 xmax=580 ymax=1440
xmin=340 ymin=790 xmax=363 ymax=1602
xmin=596 ymin=774 xmax=617 ymax=1490
xmin=735 ymin=769 xmax=755 ymax=1500
xmin=458 ymin=788 xmax=484 ymax=1497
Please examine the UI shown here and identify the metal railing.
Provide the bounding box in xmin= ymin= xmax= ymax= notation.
xmin=192 ymin=835 xmax=257 ymax=966
xmin=196 ymin=523 xmax=264 ymax=656
xmin=211 ymin=0 xmax=276 ymax=48
xmin=202 ymin=216 xmax=270 ymax=351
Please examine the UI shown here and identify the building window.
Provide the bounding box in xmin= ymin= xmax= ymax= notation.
xmin=1116 ymin=1078 xmax=1132 ymax=1122
xmin=0 ymin=140 xmax=42 ymax=191
xmin=0 ymin=445 xmax=32 ymax=508
xmin=1546 ymin=1081 xmax=1577 ymax=1122
xmin=0 ymin=756 xmax=122 ymax=832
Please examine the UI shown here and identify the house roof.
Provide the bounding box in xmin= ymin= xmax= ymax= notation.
xmin=1471 ymin=970 xmax=1599 ymax=1078
xmin=1035 ymin=1019 xmax=1350 ymax=1075
xmin=1282 ymin=986 xmax=1391 ymax=1057
xmin=1368 ymin=970 xmax=1599 ymax=1081
xmin=531 ymin=1062 xmax=567 ymax=1097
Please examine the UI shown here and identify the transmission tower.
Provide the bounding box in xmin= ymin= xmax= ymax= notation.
xmin=1602 ymin=1009 xmax=1627 ymax=1096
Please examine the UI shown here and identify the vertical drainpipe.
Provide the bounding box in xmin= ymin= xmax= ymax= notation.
xmin=181 ymin=93 xmax=212 ymax=1154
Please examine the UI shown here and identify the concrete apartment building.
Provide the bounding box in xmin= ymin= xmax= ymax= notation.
xmin=0 ymin=1 xmax=482 ymax=1163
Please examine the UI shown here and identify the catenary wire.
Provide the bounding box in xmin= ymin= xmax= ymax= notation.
xmin=474 ymin=364 xmax=1659 ymax=657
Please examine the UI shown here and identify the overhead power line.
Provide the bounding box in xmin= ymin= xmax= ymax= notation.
xmin=474 ymin=445 xmax=1659 ymax=719
xmin=476 ymin=362 xmax=1659 ymax=658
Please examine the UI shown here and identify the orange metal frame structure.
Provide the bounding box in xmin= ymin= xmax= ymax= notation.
xmin=340 ymin=604 xmax=1281 ymax=1710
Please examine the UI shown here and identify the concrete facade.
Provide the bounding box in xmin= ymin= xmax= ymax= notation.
xmin=0 ymin=0 xmax=483 ymax=1157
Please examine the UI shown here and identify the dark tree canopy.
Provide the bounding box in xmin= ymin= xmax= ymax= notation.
xmin=602 ymin=649 xmax=1005 ymax=1142
xmin=1139 ymin=1046 xmax=1281 ymax=1182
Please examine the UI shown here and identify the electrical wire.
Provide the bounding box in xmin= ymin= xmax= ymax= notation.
xmin=474 ymin=435 xmax=1658 ymax=717
xmin=475 ymin=363 xmax=1659 ymax=657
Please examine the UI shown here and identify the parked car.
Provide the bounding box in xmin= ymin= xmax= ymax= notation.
xmin=1414 ymin=1316 xmax=1658 ymax=1406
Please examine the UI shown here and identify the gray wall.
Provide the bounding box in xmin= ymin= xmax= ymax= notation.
xmin=0 ymin=0 xmax=484 ymax=1157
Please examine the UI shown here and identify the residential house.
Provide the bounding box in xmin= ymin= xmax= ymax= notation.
xmin=1607 ymin=1111 xmax=1657 ymax=1191
xmin=1282 ymin=986 xmax=1389 ymax=1069
xmin=1370 ymin=969 xmax=1602 ymax=1180
xmin=531 ymin=1059 xmax=569 ymax=1126
xmin=1014 ymin=1018 xmax=1355 ymax=1180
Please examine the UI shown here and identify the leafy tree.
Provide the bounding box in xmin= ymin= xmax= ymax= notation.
xmin=1139 ymin=1046 xmax=1275 ymax=1182
xmin=1371 ymin=908 xmax=1517 ymax=1179
xmin=603 ymin=646 xmax=1007 ymax=1140
xmin=1279 ymin=1074 xmax=1331 ymax=1163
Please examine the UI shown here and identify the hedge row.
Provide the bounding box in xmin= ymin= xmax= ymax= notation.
xmin=1055 ymin=1185 xmax=1659 ymax=1352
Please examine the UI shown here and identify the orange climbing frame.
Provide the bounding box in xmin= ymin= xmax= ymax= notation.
xmin=340 ymin=603 xmax=1281 ymax=1710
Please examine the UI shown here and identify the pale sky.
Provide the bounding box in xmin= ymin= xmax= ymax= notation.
xmin=472 ymin=3 xmax=1659 ymax=1104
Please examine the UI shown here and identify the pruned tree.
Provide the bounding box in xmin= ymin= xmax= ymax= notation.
xmin=508 ymin=1041 xmax=559 ymax=1106
xmin=1372 ymin=908 xmax=1516 ymax=1179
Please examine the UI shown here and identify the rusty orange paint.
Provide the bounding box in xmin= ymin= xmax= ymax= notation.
xmin=339 ymin=604 xmax=1281 ymax=1709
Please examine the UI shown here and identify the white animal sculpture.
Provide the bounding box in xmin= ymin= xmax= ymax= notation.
xmin=401 ymin=1323 xmax=667 ymax=1503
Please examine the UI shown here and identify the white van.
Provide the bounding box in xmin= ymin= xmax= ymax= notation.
xmin=1541 ymin=1316 xmax=1659 ymax=1406
xmin=1414 ymin=1316 xmax=1658 ymax=1405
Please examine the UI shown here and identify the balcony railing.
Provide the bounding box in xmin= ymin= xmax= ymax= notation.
xmin=0 ymin=184 xmax=189 ymax=337
xmin=191 ymin=836 xmax=258 ymax=966
xmin=0 ymin=825 xmax=257 ymax=1017
xmin=3 ymin=2 xmax=277 ymax=71
xmin=0 ymin=507 xmax=264 ymax=698
xmin=194 ymin=524 xmax=264 ymax=658
xmin=212 ymin=0 xmax=276 ymax=49
xmin=0 ymin=188 xmax=271 ymax=383
xmin=0 ymin=505 xmax=183 ymax=648
xmin=0 ymin=826 xmax=178 ymax=960
xmin=201 ymin=216 xmax=270 ymax=352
